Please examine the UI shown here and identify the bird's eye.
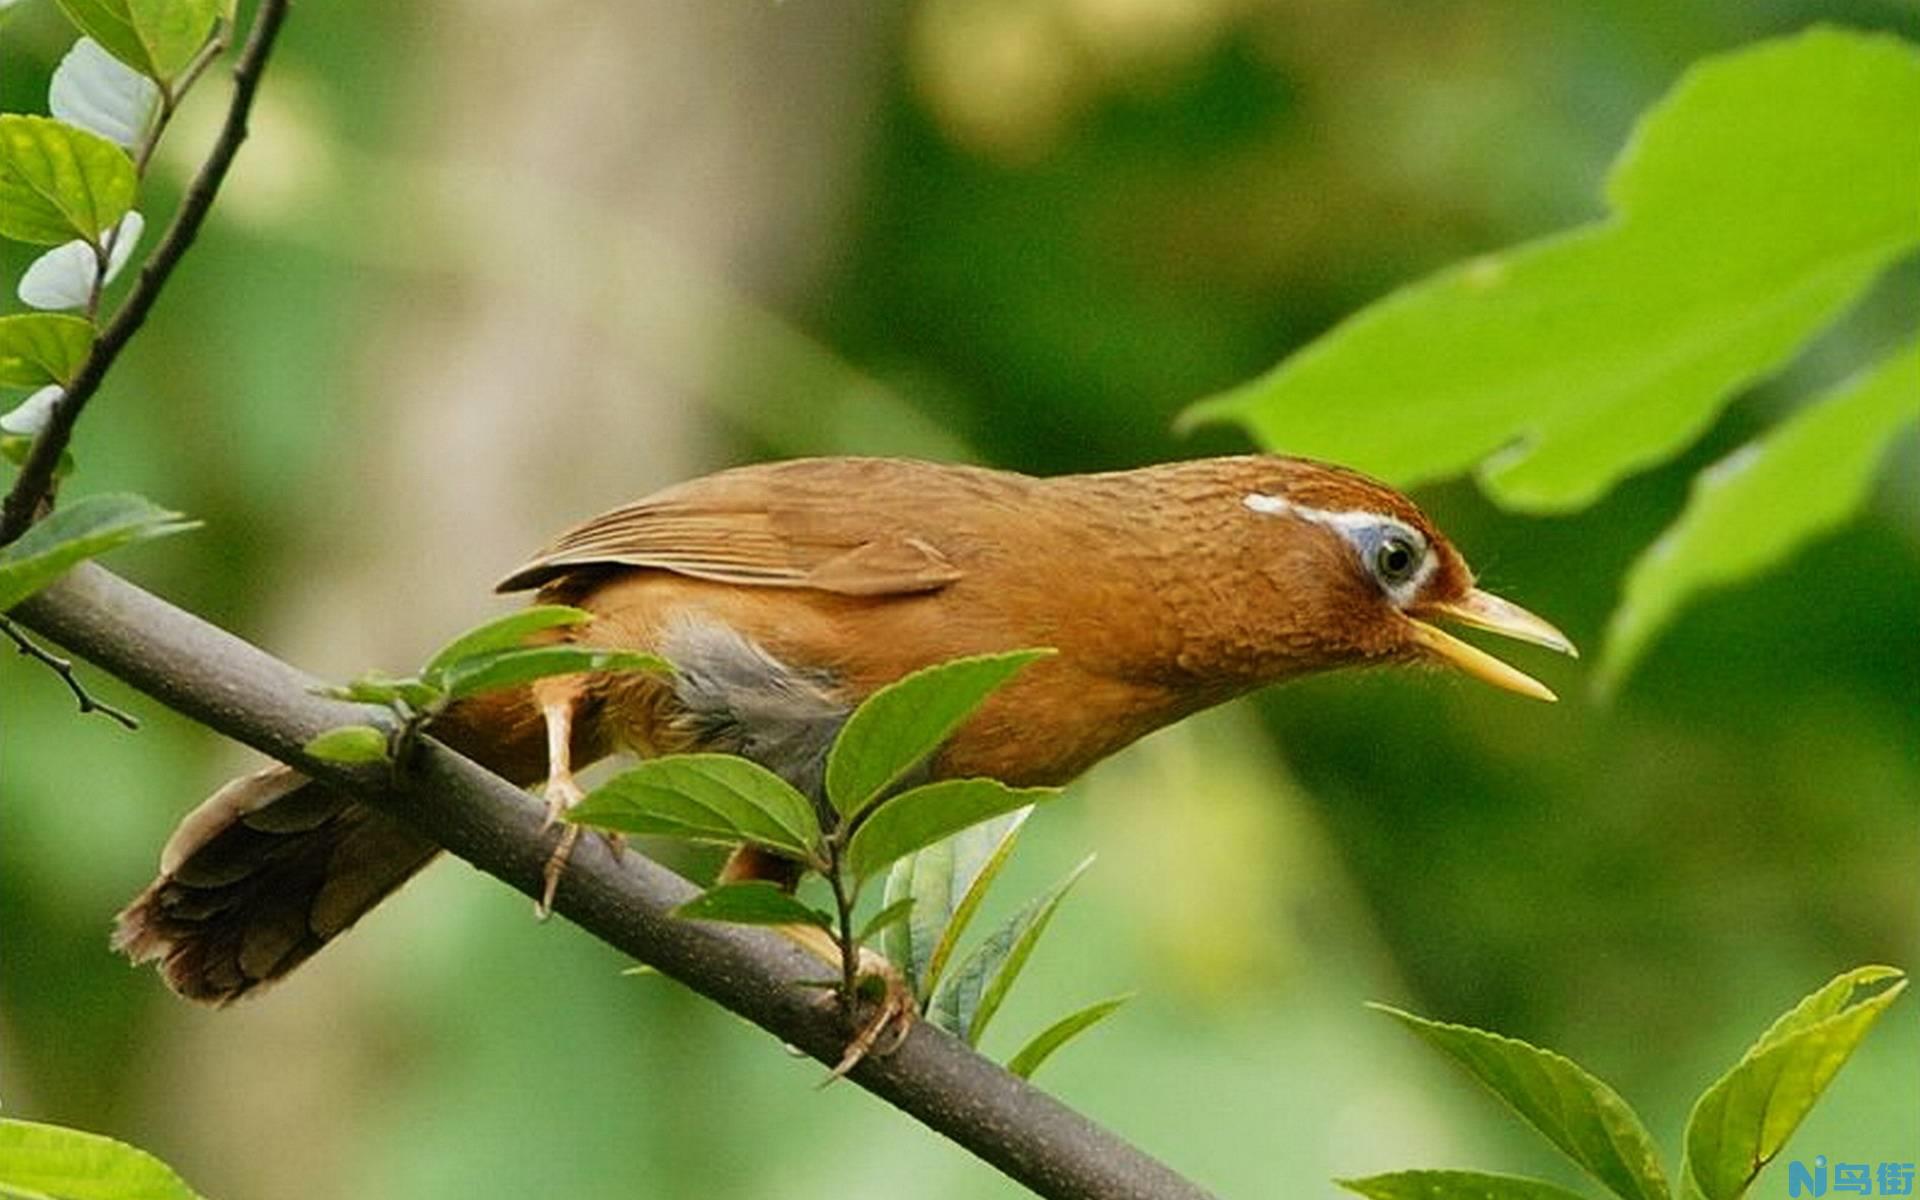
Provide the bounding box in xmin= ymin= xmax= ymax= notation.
xmin=1373 ymin=536 xmax=1419 ymax=585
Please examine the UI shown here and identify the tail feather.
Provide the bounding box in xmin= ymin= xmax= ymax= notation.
xmin=113 ymin=765 xmax=439 ymax=1005
xmin=118 ymin=682 xmax=562 ymax=1003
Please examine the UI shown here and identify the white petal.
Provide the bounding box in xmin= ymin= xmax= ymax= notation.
xmin=17 ymin=242 xmax=97 ymax=310
xmin=1 ymin=387 xmax=64 ymax=437
xmin=103 ymin=210 xmax=146 ymax=284
xmin=50 ymin=37 xmax=160 ymax=150
xmin=17 ymin=212 xmax=144 ymax=309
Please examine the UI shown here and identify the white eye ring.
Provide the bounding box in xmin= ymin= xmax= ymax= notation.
xmin=1243 ymin=493 xmax=1435 ymax=605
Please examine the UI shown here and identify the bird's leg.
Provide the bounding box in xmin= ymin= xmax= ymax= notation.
xmin=535 ymin=687 xmax=586 ymax=919
xmin=720 ymin=844 xmax=914 ymax=1076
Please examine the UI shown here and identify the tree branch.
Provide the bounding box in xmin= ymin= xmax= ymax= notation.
xmin=0 ymin=0 xmax=290 ymax=546
xmin=13 ymin=563 xmax=1217 ymax=1200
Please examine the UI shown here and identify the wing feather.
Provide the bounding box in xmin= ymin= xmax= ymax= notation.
xmin=495 ymin=459 xmax=985 ymax=596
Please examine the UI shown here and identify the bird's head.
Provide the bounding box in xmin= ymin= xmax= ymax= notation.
xmin=1233 ymin=459 xmax=1576 ymax=700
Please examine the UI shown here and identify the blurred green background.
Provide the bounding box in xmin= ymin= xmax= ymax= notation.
xmin=3 ymin=1 xmax=1915 ymax=1197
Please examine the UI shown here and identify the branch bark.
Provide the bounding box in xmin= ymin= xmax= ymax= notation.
xmin=14 ymin=563 xmax=1218 ymax=1200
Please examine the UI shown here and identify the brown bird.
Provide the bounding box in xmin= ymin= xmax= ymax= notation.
xmin=114 ymin=455 xmax=1573 ymax=1005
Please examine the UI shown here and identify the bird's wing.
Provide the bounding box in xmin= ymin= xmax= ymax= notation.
xmin=495 ymin=459 xmax=979 ymax=596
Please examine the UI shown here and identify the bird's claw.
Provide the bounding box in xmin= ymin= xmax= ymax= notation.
xmin=536 ymin=774 xmax=587 ymax=919
xmin=824 ymin=945 xmax=916 ymax=1083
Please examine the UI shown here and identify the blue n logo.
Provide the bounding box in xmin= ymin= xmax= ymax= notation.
xmin=1788 ymin=1156 xmax=1828 ymax=1197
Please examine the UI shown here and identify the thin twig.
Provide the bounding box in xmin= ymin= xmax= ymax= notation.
xmin=134 ymin=24 xmax=234 ymax=179
xmin=165 ymin=25 xmax=234 ymax=118
xmin=0 ymin=615 xmax=138 ymax=729
xmin=0 ymin=0 xmax=291 ymax=547
xmin=15 ymin=564 xmax=1218 ymax=1200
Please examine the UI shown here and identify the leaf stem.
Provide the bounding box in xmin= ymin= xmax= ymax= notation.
xmin=162 ymin=24 xmax=234 ymax=125
xmin=825 ymin=841 xmax=861 ymax=1012
xmin=0 ymin=1 xmax=289 ymax=547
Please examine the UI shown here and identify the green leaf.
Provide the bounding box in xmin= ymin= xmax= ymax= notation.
xmin=55 ymin=0 xmax=219 ymax=82
xmin=855 ymin=896 xmax=915 ymax=946
xmin=569 ymin=754 xmax=822 ymax=861
xmin=313 ymin=672 xmax=443 ymax=713
xmin=1373 ymin=1005 xmax=1669 ymax=1200
xmin=1597 ymin=342 xmax=1920 ymax=695
xmin=0 ymin=115 xmax=137 ymax=245
xmin=882 ymin=807 xmax=1031 ymax=1003
xmin=1681 ymin=967 xmax=1905 ymax=1200
xmin=929 ymin=855 xmax=1092 ymax=1046
xmin=0 ymin=1117 xmax=206 ymax=1200
xmin=0 ymin=314 xmax=95 ymax=386
xmin=1338 ymin=1170 xmax=1599 ymax=1200
xmin=824 ymin=648 xmax=1052 ymax=818
xmin=1181 ymin=30 xmax=1920 ymax=513
xmin=1743 ymin=964 xmax=1903 ymax=1058
xmin=438 ymin=645 xmax=668 ymax=700
xmin=672 ymin=881 xmax=830 ymax=928
xmin=0 ymin=492 xmax=196 ymax=612
xmin=1006 ymin=993 xmax=1130 ymax=1080
xmin=421 ymin=604 xmax=594 ymax=679
xmin=303 ymin=725 xmax=389 ymax=764
xmin=844 ymin=778 xmax=1056 ymax=882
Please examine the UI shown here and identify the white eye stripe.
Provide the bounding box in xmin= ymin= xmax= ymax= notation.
xmin=1242 ymin=493 xmax=1424 ymax=545
xmin=1243 ymin=492 xmax=1437 ymax=604
xmin=1243 ymin=493 xmax=1406 ymax=537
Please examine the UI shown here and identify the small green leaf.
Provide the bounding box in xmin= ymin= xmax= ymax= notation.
xmin=570 ymin=754 xmax=822 ymax=861
xmin=1597 ymin=342 xmax=1920 ymax=695
xmin=824 ymin=648 xmax=1052 ymax=818
xmin=1681 ymin=967 xmax=1905 ymax=1200
xmin=438 ymin=645 xmax=668 ymax=700
xmin=1338 ymin=1170 xmax=1599 ymax=1200
xmin=0 ymin=1117 xmax=206 ymax=1200
xmin=0 ymin=114 xmax=137 ymax=245
xmin=0 ymin=492 xmax=196 ymax=613
xmin=844 ymin=778 xmax=1056 ymax=882
xmin=303 ymin=725 xmax=389 ymax=764
xmin=422 ymin=604 xmax=594 ymax=679
xmin=882 ymin=807 xmax=1031 ymax=1003
xmin=1181 ymin=30 xmax=1920 ymax=512
xmin=0 ymin=314 xmax=95 ymax=386
xmin=856 ymin=896 xmax=915 ymax=946
xmin=929 ymin=855 xmax=1092 ymax=1046
xmin=672 ymin=881 xmax=830 ymax=928
xmin=55 ymin=0 xmax=219 ymax=82
xmin=313 ymin=672 xmax=442 ymax=713
xmin=1006 ymin=993 xmax=1130 ymax=1080
xmin=1373 ymin=1005 xmax=1669 ymax=1200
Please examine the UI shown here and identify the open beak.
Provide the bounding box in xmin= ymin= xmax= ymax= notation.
xmin=1408 ymin=589 xmax=1577 ymax=703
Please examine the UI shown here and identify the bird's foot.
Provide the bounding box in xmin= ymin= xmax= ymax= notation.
xmin=536 ymin=773 xmax=587 ymax=919
xmin=826 ymin=945 xmax=916 ymax=1082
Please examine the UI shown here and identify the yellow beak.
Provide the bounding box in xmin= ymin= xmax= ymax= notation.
xmin=1408 ymin=589 xmax=1577 ymax=703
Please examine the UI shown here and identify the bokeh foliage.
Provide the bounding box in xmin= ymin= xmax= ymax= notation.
xmin=1183 ymin=28 xmax=1920 ymax=691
